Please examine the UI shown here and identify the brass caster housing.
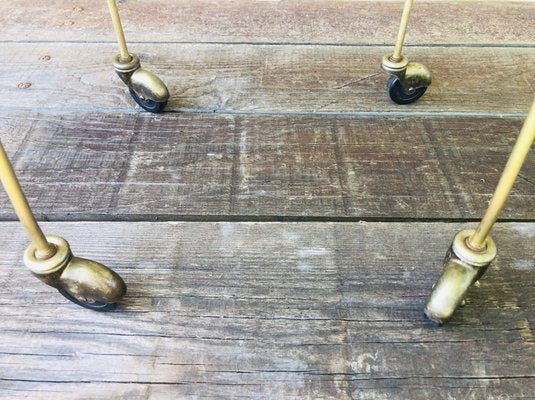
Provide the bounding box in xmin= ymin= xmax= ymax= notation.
xmin=424 ymin=230 xmax=497 ymax=325
xmin=24 ymin=235 xmax=127 ymax=311
xmin=381 ymin=53 xmax=432 ymax=104
xmin=113 ymin=53 xmax=169 ymax=113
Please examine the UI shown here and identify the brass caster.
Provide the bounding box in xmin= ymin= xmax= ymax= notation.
xmin=424 ymin=230 xmax=496 ymax=325
xmin=113 ymin=53 xmax=169 ymax=113
xmin=382 ymin=53 xmax=432 ymax=104
xmin=24 ymin=236 xmax=127 ymax=311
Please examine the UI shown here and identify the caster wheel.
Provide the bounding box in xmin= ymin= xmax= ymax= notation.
xmin=129 ymin=88 xmax=167 ymax=113
xmin=387 ymin=75 xmax=427 ymax=105
xmin=58 ymin=289 xmax=118 ymax=311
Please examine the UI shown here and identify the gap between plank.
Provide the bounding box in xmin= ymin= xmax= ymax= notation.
xmin=0 ymin=108 xmax=528 ymax=119
xmin=1 ymin=40 xmax=534 ymax=49
xmin=0 ymin=215 xmax=533 ymax=224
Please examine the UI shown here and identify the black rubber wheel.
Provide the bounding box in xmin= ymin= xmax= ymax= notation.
xmin=58 ymin=289 xmax=118 ymax=311
xmin=387 ymin=75 xmax=427 ymax=105
xmin=129 ymin=88 xmax=167 ymax=113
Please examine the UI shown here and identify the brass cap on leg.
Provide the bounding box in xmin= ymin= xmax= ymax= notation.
xmin=113 ymin=53 xmax=141 ymax=85
xmin=113 ymin=53 xmax=140 ymax=74
xmin=24 ymin=235 xmax=72 ymax=288
xmin=381 ymin=53 xmax=409 ymax=74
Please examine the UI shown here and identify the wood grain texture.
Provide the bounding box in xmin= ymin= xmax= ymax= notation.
xmin=1 ymin=0 xmax=534 ymax=45
xmin=0 ymin=112 xmax=534 ymax=221
xmin=1 ymin=43 xmax=534 ymax=114
xmin=1 ymin=1 xmax=534 ymax=398
xmin=0 ymin=221 xmax=534 ymax=399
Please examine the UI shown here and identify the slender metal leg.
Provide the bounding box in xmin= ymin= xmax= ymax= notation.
xmin=381 ymin=0 xmax=431 ymax=104
xmin=106 ymin=0 xmax=131 ymax=62
xmin=0 ymin=141 xmax=126 ymax=310
xmin=392 ymin=0 xmax=413 ymax=62
xmin=0 ymin=144 xmax=55 ymax=259
xmin=106 ymin=0 xmax=170 ymax=112
xmin=425 ymin=99 xmax=535 ymax=324
xmin=469 ymin=102 xmax=535 ymax=249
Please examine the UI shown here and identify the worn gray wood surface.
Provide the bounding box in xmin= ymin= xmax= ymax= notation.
xmin=0 ymin=221 xmax=534 ymax=399
xmin=1 ymin=43 xmax=534 ymax=113
xmin=0 ymin=112 xmax=534 ymax=220
xmin=1 ymin=0 xmax=534 ymax=45
xmin=1 ymin=1 xmax=534 ymax=398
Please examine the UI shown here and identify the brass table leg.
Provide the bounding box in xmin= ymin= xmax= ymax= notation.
xmin=425 ymin=99 xmax=535 ymax=324
xmin=106 ymin=0 xmax=169 ymax=112
xmin=0 ymin=141 xmax=126 ymax=310
xmin=381 ymin=0 xmax=432 ymax=104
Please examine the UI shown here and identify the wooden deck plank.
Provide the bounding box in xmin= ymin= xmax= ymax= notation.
xmin=1 ymin=0 xmax=534 ymax=45
xmin=1 ymin=43 xmax=534 ymax=114
xmin=1 ymin=112 xmax=534 ymax=221
xmin=0 ymin=221 xmax=534 ymax=399
xmin=1 ymin=1 xmax=533 ymax=399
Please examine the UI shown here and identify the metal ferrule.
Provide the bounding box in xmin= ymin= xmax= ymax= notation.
xmin=113 ymin=53 xmax=141 ymax=84
xmin=24 ymin=235 xmax=72 ymax=288
xmin=381 ymin=53 xmax=409 ymax=74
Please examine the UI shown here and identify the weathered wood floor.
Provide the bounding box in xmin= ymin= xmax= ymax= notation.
xmin=0 ymin=1 xmax=534 ymax=399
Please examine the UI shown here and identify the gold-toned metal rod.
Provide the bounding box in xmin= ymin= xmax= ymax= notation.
xmin=469 ymin=99 xmax=535 ymax=249
xmin=106 ymin=0 xmax=130 ymax=61
xmin=392 ymin=0 xmax=414 ymax=61
xmin=0 ymin=141 xmax=55 ymax=259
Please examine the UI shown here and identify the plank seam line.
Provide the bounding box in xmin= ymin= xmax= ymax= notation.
xmin=0 ymin=378 xmax=258 ymax=386
xmin=1 ymin=40 xmax=534 ymax=49
xmin=2 ymin=376 xmax=535 ymax=384
xmin=0 ymin=108 xmax=528 ymax=119
xmin=0 ymin=216 xmax=534 ymax=224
